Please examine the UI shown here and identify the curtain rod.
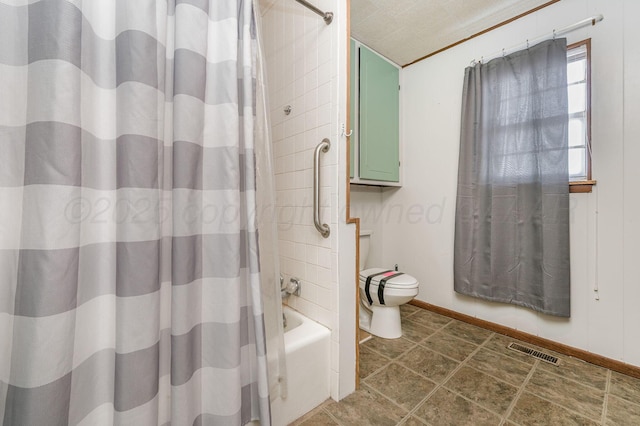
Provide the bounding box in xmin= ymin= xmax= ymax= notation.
xmin=473 ymin=14 xmax=603 ymax=64
xmin=294 ymin=0 xmax=333 ymax=25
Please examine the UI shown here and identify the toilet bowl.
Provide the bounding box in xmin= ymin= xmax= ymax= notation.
xmin=359 ymin=230 xmax=419 ymax=339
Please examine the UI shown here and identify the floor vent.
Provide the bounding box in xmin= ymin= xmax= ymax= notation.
xmin=507 ymin=342 xmax=560 ymax=366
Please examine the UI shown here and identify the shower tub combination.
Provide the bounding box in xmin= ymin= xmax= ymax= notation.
xmin=271 ymin=306 xmax=331 ymax=425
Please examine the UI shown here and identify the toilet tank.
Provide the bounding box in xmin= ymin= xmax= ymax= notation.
xmin=359 ymin=230 xmax=373 ymax=271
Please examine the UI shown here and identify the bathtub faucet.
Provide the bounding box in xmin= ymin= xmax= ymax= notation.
xmin=281 ymin=277 xmax=301 ymax=299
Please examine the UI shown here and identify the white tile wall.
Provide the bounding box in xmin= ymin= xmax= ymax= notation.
xmin=259 ymin=0 xmax=355 ymax=400
xmin=263 ymin=1 xmax=337 ymax=325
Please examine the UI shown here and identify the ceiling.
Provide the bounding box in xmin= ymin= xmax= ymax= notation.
xmin=351 ymin=0 xmax=557 ymax=66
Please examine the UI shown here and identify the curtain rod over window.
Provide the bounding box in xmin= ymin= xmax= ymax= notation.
xmin=294 ymin=0 xmax=333 ymax=25
xmin=472 ymin=14 xmax=603 ymax=65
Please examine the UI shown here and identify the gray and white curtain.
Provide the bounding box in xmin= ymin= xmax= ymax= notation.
xmin=0 ymin=1 xmax=271 ymax=425
xmin=454 ymin=38 xmax=571 ymax=317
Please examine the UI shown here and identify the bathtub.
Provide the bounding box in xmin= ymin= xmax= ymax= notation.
xmin=271 ymin=306 xmax=331 ymax=425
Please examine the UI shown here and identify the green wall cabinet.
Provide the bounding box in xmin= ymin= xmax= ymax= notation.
xmin=350 ymin=40 xmax=400 ymax=185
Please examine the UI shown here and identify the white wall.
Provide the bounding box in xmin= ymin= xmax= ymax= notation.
xmin=259 ymin=0 xmax=355 ymax=400
xmin=350 ymin=186 xmax=385 ymax=269
xmin=377 ymin=0 xmax=640 ymax=367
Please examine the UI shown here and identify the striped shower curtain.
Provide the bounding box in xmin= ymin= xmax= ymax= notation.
xmin=0 ymin=0 xmax=270 ymax=424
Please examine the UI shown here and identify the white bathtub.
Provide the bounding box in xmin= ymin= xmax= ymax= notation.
xmin=271 ymin=306 xmax=331 ymax=425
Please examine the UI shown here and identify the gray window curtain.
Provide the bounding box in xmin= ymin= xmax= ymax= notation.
xmin=454 ymin=38 xmax=571 ymax=317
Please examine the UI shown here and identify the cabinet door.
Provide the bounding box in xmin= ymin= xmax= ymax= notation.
xmin=359 ymin=46 xmax=399 ymax=182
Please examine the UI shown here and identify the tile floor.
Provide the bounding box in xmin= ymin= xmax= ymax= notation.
xmin=291 ymin=304 xmax=640 ymax=425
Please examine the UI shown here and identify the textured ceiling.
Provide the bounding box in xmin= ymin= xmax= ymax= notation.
xmin=351 ymin=0 xmax=556 ymax=66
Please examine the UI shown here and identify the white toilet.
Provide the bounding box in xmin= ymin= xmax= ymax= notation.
xmin=359 ymin=230 xmax=419 ymax=339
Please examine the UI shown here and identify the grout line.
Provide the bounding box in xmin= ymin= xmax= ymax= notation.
xmin=436 ymin=334 xmax=517 ymax=419
xmin=502 ymin=361 xmax=605 ymax=425
xmin=601 ymin=369 xmax=611 ymax=425
xmin=463 ymin=363 xmax=526 ymax=389
xmin=439 ymin=386 xmax=510 ymax=420
xmin=360 ymin=327 xmax=491 ymax=424
xmin=360 ymin=339 xmax=416 ymax=364
xmin=515 ymin=389 xmax=606 ymax=424
xmin=359 ymin=356 xmax=393 ymax=382
xmin=531 ymin=360 xmax=609 ymax=393
xmin=402 ymin=308 xmax=420 ymax=319
xmin=520 ymin=363 xmax=610 ymax=422
xmin=359 ymin=379 xmax=421 ymax=420
xmin=401 ymin=331 xmax=493 ymax=423
xmin=416 ymin=329 xmax=481 ymax=363
xmin=320 ymin=406 xmax=344 ymax=426
xmin=403 ymin=318 xmax=441 ymax=335
xmin=500 ymin=359 xmax=540 ymax=425
xmin=406 ymin=320 xmax=452 ymax=335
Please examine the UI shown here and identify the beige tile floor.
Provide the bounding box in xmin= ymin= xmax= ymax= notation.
xmin=291 ymin=304 xmax=640 ymax=425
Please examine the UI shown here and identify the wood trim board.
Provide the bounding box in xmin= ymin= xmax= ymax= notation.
xmin=409 ymin=300 xmax=640 ymax=380
xmin=344 ymin=0 xmax=363 ymax=390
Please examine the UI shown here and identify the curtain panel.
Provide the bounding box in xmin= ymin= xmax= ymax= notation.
xmin=0 ymin=1 xmax=271 ymax=424
xmin=454 ymin=38 xmax=571 ymax=317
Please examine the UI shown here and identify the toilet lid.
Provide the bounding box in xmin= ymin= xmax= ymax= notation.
xmin=359 ymin=268 xmax=419 ymax=289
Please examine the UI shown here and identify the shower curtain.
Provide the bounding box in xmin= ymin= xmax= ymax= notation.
xmin=254 ymin=4 xmax=288 ymax=403
xmin=0 ymin=0 xmax=277 ymax=424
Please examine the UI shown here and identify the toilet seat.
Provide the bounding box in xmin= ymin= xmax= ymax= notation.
xmin=359 ymin=268 xmax=419 ymax=290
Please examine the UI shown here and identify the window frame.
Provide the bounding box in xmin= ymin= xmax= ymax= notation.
xmin=567 ymin=39 xmax=595 ymax=193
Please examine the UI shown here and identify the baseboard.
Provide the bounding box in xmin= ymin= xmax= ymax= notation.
xmin=409 ymin=300 xmax=640 ymax=380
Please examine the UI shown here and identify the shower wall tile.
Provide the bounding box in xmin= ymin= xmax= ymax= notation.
xmin=305 ymin=263 xmax=318 ymax=284
xmin=317 ymin=287 xmax=332 ymax=311
xmin=262 ymin=0 xmax=345 ymax=400
xmin=293 ymin=243 xmax=305 ymax=261
xmin=317 ymin=247 xmax=331 ymax=266
xmin=305 ymin=87 xmax=318 ymax=110
xmin=315 ymin=264 xmax=330 ymax=285
xmin=305 ymin=245 xmax=318 ymax=265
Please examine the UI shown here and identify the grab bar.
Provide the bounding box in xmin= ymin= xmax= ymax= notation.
xmin=313 ymin=138 xmax=331 ymax=238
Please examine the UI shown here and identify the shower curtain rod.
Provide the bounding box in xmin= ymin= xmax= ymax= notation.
xmin=294 ymin=0 xmax=333 ymax=25
xmin=472 ymin=14 xmax=603 ymax=64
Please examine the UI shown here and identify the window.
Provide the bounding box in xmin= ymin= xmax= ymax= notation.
xmin=567 ymin=39 xmax=593 ymax=192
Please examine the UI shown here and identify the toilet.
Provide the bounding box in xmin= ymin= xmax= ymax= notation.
xmin=359 ymin=230 xmax=419 ymax=339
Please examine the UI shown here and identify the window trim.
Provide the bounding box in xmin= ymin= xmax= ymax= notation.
xmin=568 ymin=39 xmax=595 ymax=193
